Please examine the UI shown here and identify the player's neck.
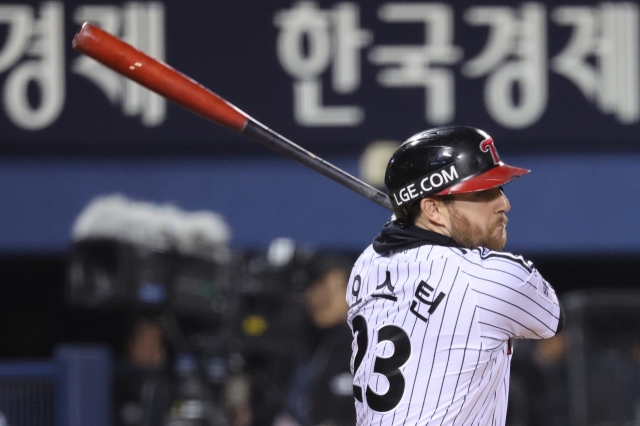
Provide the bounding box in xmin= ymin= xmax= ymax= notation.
xmin=413 ymin=216 xmax=452 ymax=238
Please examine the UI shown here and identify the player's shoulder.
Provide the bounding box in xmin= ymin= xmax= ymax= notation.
xmin=355 ymin=244 xmax=377 ymax=262
xmin=351 ymin=244 xmax=379 ymax=270
xmin=445 ymin=246 xmax=537 ymax=282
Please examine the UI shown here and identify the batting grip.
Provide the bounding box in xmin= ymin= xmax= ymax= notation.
xmin=72 ymin=23 xmax=392 ymax=212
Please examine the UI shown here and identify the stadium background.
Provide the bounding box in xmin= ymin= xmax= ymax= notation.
xmin=0 ymin=1 xmax=639 ymax=425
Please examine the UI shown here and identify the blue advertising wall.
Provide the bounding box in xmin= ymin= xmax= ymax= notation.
xmin=1 ymin=153 xmax=639 ymax=254
xmin=0 ymin=0 xmax=639 ymax=253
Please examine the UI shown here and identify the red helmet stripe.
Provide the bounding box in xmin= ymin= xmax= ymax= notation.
xmin=435 ymin=163 xmax=530 ymax=195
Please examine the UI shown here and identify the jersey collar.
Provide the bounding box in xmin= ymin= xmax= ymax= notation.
xmin=373 ymin=220 xmax=462 ymax=255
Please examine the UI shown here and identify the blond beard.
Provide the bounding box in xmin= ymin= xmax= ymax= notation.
xmin=448 ymin=207 xmax=508 ymax=251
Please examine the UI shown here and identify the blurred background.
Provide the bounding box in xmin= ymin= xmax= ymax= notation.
xmin=0 ymin=0 xmax=639 ymax=425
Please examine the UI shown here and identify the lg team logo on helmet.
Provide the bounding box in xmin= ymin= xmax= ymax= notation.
xmin=480 ymin=138 xmax=500 ymax=165
xmin=391 ymin=165 xmax=459 ymax=207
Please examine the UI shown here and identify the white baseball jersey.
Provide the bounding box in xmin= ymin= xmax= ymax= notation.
xmin=346 ymin=238 xmax=561 ymax=426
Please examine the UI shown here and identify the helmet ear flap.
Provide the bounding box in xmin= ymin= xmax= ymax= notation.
xmin=393 ymin=201 xmax=411 ymax=221
xmin=394 ymin=198 xmax=421 ymax=223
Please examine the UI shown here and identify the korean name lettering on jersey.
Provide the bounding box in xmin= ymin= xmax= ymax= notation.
xmin=346 ymin=245 xmax=561 ymax=425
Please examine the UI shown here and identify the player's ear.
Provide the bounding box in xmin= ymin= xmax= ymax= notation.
xmin=419 ymin=197 xmax=448 ymax=227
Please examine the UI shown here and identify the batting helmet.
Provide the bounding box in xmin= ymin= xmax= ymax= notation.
xmin=385 ymin=126 xmax=530 ymax=219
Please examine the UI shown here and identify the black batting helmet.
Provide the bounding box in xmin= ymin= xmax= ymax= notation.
xmin=385 ymin=126 xmax=530 ymax=219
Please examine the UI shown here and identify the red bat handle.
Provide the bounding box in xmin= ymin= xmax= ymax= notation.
xmin=72 ymin=22 xmax=248 ymax=132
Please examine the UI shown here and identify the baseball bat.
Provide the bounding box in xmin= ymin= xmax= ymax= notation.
xmin=72 ymin=22 xmax=392 ymax=211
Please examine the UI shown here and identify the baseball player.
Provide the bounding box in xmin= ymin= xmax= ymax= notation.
xmin=346 ymin=126 xmax=564 ymax=426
